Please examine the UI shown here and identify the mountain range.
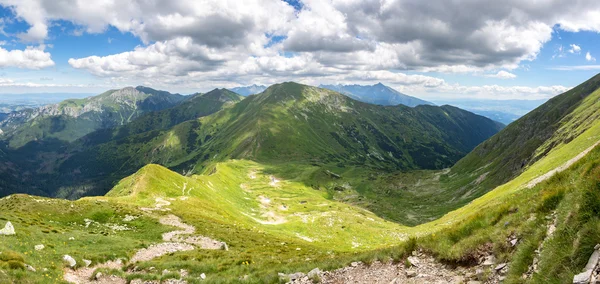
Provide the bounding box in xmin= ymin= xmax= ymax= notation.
xmin=2 ymin=76 xmax=600 ymax=283
xmin=0 ymin=82 xmax=500 ymax=199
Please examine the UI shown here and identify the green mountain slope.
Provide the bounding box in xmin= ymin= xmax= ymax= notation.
xmin=3 ymin=76 xmax=600 ymax=283
xmin=51 ymin=82 xmax=501 ymax=198
xmin=350 ymin=73 xmax=600 ymax=225
xmin=0 ymin=89 xmax=241 ymax=198
xmin=78 ymin=88 xmax=242 ymax=146
xmin=0 ymin=86 xmax=184 ymax=148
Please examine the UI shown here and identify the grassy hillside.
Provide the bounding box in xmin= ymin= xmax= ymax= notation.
xmin=49 ymin=82 xmax=501 ymax=199
xmin=2 ymin=138 xmax=600 ymax=282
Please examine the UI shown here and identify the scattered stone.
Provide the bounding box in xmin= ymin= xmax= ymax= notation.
xmin=123 ymin=215 xmax=138 ymax=222
xmin=221 ymin=242 xmax=229 ymax=251
xmin=0 ymin=221 xmax=15 ymax=235
xmin=407 ymin=256 xmax=420 ymax=267
xmin=595 ymin=244 xmax=600 ymax=250
xmin=162 ymin=269 xmax=170 ymax=275
xmin=308 ymin=268 xmax=321 ymax=278
xmin=351 ymin=261 xmax=361 ymax=267
xmin=495 ymin=263 xmax=507 ymax=271
xmin=83 ymin=259 xmax=92 ymax=267
xmin=63 ymin=255 xmax=77 ymax=267
xmin=68 ymin=237 xmax=75 ymax=240
xmin=482 ymin=255 xmax=496 ymax=266
xmin=467 ymin=281 xmax=482 ymax=284
xmin=25 ymin=264 xmax=36 ymax=272
xmin=510 ymin=238 xmax=519 ymax=247
xmin=95 ymin=272 xmax=103 ymax=280
xmin=34 ymin=244 xmax=45 ymax=251
xmin=200 ymin=273 xmax=206 ymax=279
xmin=180 ymin=269 xmax=188 ymax=278
xmin=406 ymin=269 xmax=417 ymax=278
xmin=296 ymin=248 xmax=301 ymax=251
xmin=288 ymin=272 xmax=305 ymax=281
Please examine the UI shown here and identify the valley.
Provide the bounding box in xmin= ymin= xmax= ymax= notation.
xmin=1 ymin=75 xmax=600 ymax=283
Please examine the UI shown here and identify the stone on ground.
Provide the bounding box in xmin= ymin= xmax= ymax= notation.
xmin=0 ymin=221 xmax=15 ymax=235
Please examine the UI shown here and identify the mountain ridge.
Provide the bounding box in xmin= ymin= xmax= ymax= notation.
xmin=0 ymin=86 xmax=185 ymax=148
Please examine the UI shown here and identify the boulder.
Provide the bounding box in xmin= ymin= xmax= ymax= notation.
xmin=34 ymin=244 xmax=45 ymax=251
xmin=0 ymin=221 xmax=15 ymax=235
xmin=573 ymin=270 xmax=592 ymax=284
xmin=63 ymin=255 xmax=77 ymax=267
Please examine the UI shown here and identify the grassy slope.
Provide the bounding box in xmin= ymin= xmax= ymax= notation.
xmin=346 ymin=74 xmax=600 ymax=226
xmin=52 ymin=82 xmax=501 ymax=199
xmin=0 ymin=160 xmax=415 ymax=283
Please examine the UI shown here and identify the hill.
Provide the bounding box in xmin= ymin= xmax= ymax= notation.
xmin=320 ymin=83 xmax=433 ymax=107
xmin=48 ymin=82 xmax=501 ymax=198
xmin=3 ymin=76 xmax=600 ymax=283
xmin=0 ymin=86 xmax=184 ymax=148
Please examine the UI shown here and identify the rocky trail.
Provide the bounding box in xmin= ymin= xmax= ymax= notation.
xmin=287 ymin=249 xmax=509 ymax=284
xmin=526 ymin=140 xmax=600 ymax=189
xmin=64 ymin=197 xmax=226 ymax=283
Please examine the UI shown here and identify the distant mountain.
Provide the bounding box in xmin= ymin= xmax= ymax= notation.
xmin=320 ymin=83 xmax=433 ymax=107
xmin=79 ymin=88 xmax=243 ymax=146
xmin=0 ymin=86 xmax=184 ymax=148
xmin=432 ymin=98 xmax=547 ymax=125
xmin=229 ymin=84 xmax=267 ymax=96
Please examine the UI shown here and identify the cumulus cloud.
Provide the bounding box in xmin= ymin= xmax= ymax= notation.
xmin=568 ymin=44 xmax=581 ymax=54
xmin=485 ymin=71 xmax=517 ymax=79
xmin=586 ymin=51 xmax=596 ymax=62
xmin=1 ymin=0 xmax=598 ymax=98
xmin=0 ymin=45 xmax=54 ymax=69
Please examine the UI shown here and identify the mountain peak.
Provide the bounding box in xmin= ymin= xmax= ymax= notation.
xmin=320 ymin=83 xmax=433 ymax=107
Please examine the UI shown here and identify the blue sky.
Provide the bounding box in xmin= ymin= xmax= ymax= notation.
xmin=0 ymin=0 xmax=599 ymax=101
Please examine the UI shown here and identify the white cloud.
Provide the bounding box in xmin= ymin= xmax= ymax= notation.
xmin=586 ymin=51 xmax=596 ymax=62
xmin=568 ymin=44 xmax=582 ymax=54
xmin=0 ymin=0 xmax=597 ymax=99
xmin=0 ymin=45 xmax=54 ymax=69
xmin=485 ymin=71 xmax=517 ymax=79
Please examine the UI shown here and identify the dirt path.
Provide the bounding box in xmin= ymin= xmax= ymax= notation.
xmin=63 ymin=260 xmax=125 ymax=284
xmin=65 ymin=197 xmax=226 ymax=283
xmin=526 ymin=140 xmax=600 ymax=189
xmin=291 ymin=250 xmax=507 ymax=284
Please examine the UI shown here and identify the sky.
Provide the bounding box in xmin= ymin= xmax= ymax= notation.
xmin=0 ymin=0 xmax=599 ymax=101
